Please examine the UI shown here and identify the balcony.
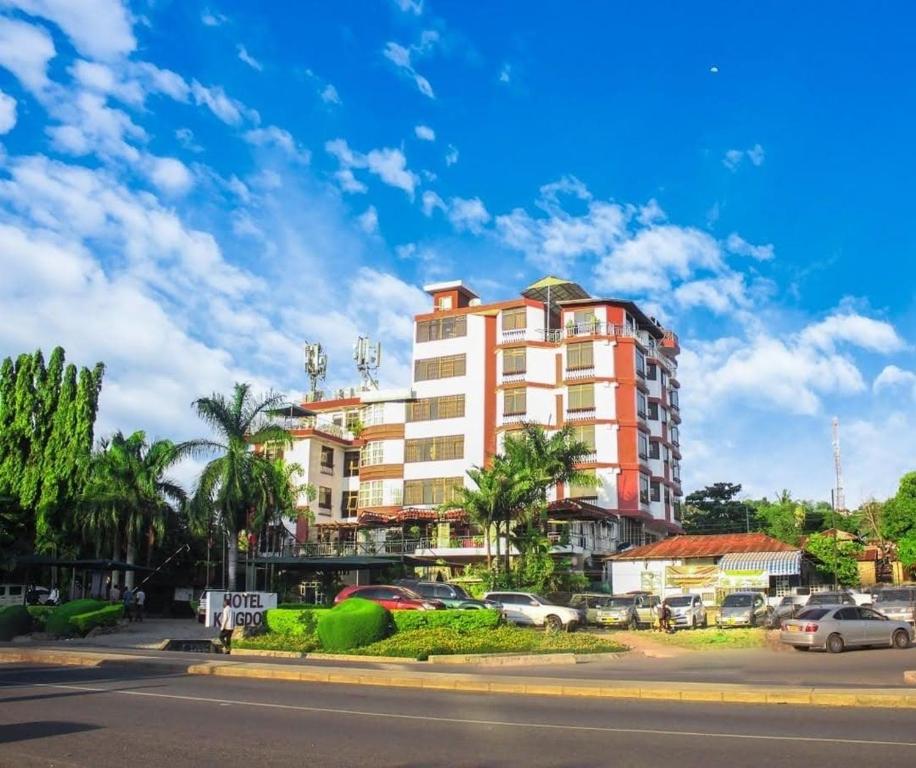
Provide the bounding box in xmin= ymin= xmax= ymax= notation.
xmin=564 ymin=366 xmax=595 ymax=380
xmin=563 ymin=322 xmax=638 ymax=339
xmin=320 ymin=464 xmax=334 ymax=476
xmin=266 ymin=415 xmax=355 ymax=441
xmin=501 ymin=371 xmax=526 ymax=384
xmin=577 ymin=451 xmax=598 ymax=464
xmin=502 ymin=412 xmax=527 ymax=425
xmin=565 ymin=407 xmax=596 ymax=421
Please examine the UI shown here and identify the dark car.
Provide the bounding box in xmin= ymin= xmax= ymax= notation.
xmin=335 ymin=585 xmax=445 ymax=611
xmin=396 ymin=580 xmax=498 ymax=610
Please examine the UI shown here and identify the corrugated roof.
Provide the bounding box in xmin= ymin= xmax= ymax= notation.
xmin=609 ymin=533 xmax=798 ymax=560
xmin=718 ymin=551 xmax=802 ymax=576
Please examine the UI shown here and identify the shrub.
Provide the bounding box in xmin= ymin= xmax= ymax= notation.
xmin=26 ymin=605 xmax=55 ymax=630
xmin=276 ymin=603 xmax=325 ymax=610
xmin=0 ymin=605 xmax=32 ymax=640
xmin=316 ymin=598 xmax=392 ymax=652
xmin=70 ymin=604 xmax=125 ymax=636
xmin=265 ymin=608 xmax=328 ymax=636
xmin=392 ymin=608 xmax=501 ymax=633
xmin=234 ymin=633 xmax=320 ymax=654
xmin=45 ymin=599 xmax=108 ymax=636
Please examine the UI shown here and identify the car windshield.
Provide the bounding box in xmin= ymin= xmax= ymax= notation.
xmin=606 ymin=597 xmax=635 ymax=607
xmin=666 ymin=596 xmax=694 ymax=607
xmin=531 ymin=595 xmax=551 ymax=605
xmin=876 ymin=590 xmax=915 ymax=603
xmin=723 ymin=594 xmax=753 ymax=607
xmin=796 ymin=608 xmax=831 ymax=620
xmin=398 ymin=588 xmax=423 ymax=600
xmin=808 ymin=593 xmax=845 ymax=604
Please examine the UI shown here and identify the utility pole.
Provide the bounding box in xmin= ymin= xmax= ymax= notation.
xmin=832 ymin=417 xmax=845 ymax=514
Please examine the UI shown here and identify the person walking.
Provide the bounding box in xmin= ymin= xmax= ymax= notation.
xmin=218 ymin=596 xmax=233 ymax=651
xmin=135 ymin=586 xmax=146 ymax=622
xmin=110 ymin=583 xmax=121 ymax=603
xmin=122 ymin=586 xmax=134 ymax=622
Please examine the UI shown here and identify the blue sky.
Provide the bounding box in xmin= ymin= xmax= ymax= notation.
xmin=0 ymin=0 xmax=913 ymax=506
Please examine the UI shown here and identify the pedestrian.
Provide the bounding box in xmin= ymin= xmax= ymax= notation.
xmin=218 ymin=596 xmax=233 ymax=650
xmin=135 ymin=586 xmax=145 ymax=622
xmin=110 ymin=583 xmax=121 ymax=603
xmin=122 ymin=586 xmax=134 ymax=622
xmin=48 ymin=586 xmax=59 ymax=606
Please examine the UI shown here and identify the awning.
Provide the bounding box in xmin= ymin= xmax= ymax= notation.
xmin=718 ymin=551 xmax=802 ymax=576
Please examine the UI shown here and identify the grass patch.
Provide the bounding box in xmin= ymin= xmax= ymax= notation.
xmin=643 ymin=627 xmax=766 ymax=650
xmin=234 ymin=633 xmax=320 ymax=654
xmin=350 ymin=627 xmax=627 ymax=660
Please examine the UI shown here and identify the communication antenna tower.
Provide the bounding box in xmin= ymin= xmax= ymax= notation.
xmin=304 ymin=341 xmax=327 ymax=400
xmin=832 ymin=417 xmax=846 ymax=514
xmin=353 ymin=336 xmax=382 ymax=390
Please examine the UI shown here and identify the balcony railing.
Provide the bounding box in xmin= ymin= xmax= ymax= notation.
xmin=564 ymin=367 xmax=595 ymax=380
xmin=578 ymin=451 xmax=598 ymax=464
xmin=502 ymin=412 xmax=527 ymax=424
xmin=266 ymin=415 xmax=355 ymax=441
xmin=501 ymin=371 xmax=526 ymax=383
xmin=565 ymin=407 xmax=596 ymax=421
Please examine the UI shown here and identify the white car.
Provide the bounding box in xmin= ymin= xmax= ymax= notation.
xmin=665 ymin=594 xmax=707 ymax=629
xmin=483 ymin=591 xmax=584 ymax=631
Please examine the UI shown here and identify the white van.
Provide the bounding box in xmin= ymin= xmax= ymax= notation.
xmin=0 ymin=584 xmax=27 ymax=608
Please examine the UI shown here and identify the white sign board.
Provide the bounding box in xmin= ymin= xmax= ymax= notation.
xmin=204 ymin=591 xmax=277 ymax=629
xmin=173 ymin=587 xmax=193 ymax=602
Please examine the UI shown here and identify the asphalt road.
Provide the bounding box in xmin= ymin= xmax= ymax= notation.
xmin=1 ymin=663 xmax=915 ymax=768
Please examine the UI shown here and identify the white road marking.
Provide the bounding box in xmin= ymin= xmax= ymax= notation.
xmin=2 ymin=680 xmax=914 ymax=749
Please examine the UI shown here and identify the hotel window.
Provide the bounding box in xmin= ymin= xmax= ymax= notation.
xmin=414 ymin=354 xmax=466 ymax=381
xmin=503 ymin=388 xmax=526 ymax=416
xmin=341 ymin=491 xmax=358 ymax=516
xmin=647 ymin=362 xmax=658 ymax=381
xmin=358 ymin=480 xmax=384 ymax=507
xmin=566 ymin=342 xmax=594 ymax=371
xmin=406 ymin=394 xmax=465 ymax=422
xmin=649 ymin=441 xmax=660 ymax=460
xmin=345 ymin=409 xmax=361 ymax=431
xmin=569 ymin=469 xmax=597 ymax=499
xmin=573 ymin=310 xmax=598 ymax=329
xmin=570 ymin=424 xmax=596 ymax=451
xmin=640 ymin=475 xmax=650 ymax=505
xmin=648 ymin=401 xmax=659 ymax=420
xmin=502 ymin=307 xmax=526 ymax=331
xmin=320 ymin=445 xmax=335 ymax=471
xmin=343 ymin=450 xmax=360 ymax=477
xmin=416 ymin=315 xmax=467 ymax=342
xmin=404 ymin=435 xmax=464 ymax=463
xmin=567 ymin=383 xmax=595 ymax=412
xmin=403 ymin=477 xmax=464 ymax=506
xmin=636 ymin=350 xmax=647 ymax=378
xmin=361 ymin=402 xmax=384 ymax=426
xmin=503 ymin=347 xmax=526 ymax=375
xmin=638 ymin=433 xmax=649 ymax=460
xmin=637 ymin=391 xmax=648 ymax=418
xmin=670 ymin=426 xmax=680 ymax=446
xmin=650 ymin=481 xmax=661 ymax=503
xmin=318 ymin=486 xmax=332 ymax=510
xmin=360 ymin=441 xmax=384 ymax=467
xmin=670 ymin=389 xmax=679 ymax=409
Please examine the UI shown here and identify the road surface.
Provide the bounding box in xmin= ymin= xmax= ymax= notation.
xmin=1 ymin=663 xmax=914 ymax=767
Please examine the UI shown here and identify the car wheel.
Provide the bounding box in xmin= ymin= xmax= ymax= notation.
xmin=690 ymin=616 xmax=696 ymax=630
xmin=793 ymin=646 xmax=810 ymax=652
xmin=826 ymin=633 xmax=845 ymax=654
xmin=892 ymin=629 xmax=911 ymax=649
xmin=566 ymin=620 xmax=578 ymax=633
xmin=545 ymin=614 xmax=563 ymax=632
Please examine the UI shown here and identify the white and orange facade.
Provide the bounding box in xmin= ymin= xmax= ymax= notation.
xmin=265 ymin=277 xmax=683 ymax=581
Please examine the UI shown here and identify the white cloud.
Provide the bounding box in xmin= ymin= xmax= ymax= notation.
xmin=243 ymin=126 xmax=310 ymax=163
xmin=201 ymin=8 xmax=227 ymax=26
xmin=237 ymin=45 xmax=262 ymax=72
xmin=673 ymin=274 xmax=749 ymax=314
xmin=148 ymin=156 xmax=193 ymax=195
xmin=2 ymin=0 xmax=136 ymax=60
xmin=800 ymin=313 xmax=904 ymax=354
xmin=191 ymin=81 xmax=255 ymax=125
xmin=320 ymin=84 xmax=340 ymax=104
xmin=421 ymin=190 xmax=446 ymax=216
xmin=447 ymin=196 xmax=490 ymax=234
xmin=873 ymin=365 xmax=916 ymax=398
xmin=0 ymin=89 xmax=17 ymax=133
xmin=724 ymin=143 xmax=765 ymax=171
xmin=0 ymin=16 xmax=55 ymax=95
xmin=499 ymin=63 xmax=511 ymax=83
xmin=175 ymin=127 xmax=202 ymax=152
xmin=414 ymin=124 xmax=435 ymax=141
xmin=46 ymin=90 xmax=146 ymax=161
xmin=358 ymin=206 xmax=379 ymax=234
xmin=334 ymin=168 xmax=367 ymax=194
xmin=637 ymin=198 xmax=666 ymax=226
xmin=326 ymin=138 xmax=419 ymax=198
xmin=383 ymin=41 xmax=435 ymax=98
xmin=393 ymin=0 xmax=423 ymax=14
xmin=726 ymin=232 xmax=774 ymax=261
xmin=445 ymin=144 xmax=459 ymax=166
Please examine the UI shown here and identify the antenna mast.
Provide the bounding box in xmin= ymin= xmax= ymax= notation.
xmin=832 ymin=417 xmax=846 ymax=514
xmin=304 ymin=341 xmax=327 ymax=401
xmin=353 ymin=336 xmax=381 ymax=390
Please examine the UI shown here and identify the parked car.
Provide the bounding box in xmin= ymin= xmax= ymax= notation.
xmin=665 ymin=594 xmax=707 ymax=629
xmin=872 ymin=587 xmax=916 ymax=626
xmin=767 ymin=594 xmax=809 ymax=627
xmin=0 ymin=584 xmax=27 ymax=608
xmin=806 ymin=591 xmax=857 ymax=607
xmin=25 ymin=586 xmax=58 ymax=606
xmin=717 ymin=591 xmax=771 ymax=627
xmin=780 ymin=605 xmax=914 ymax=653
xmin=567 ymin=593 xmax=615 ymax=625
xmin=594 ymin=593 xmax=659 ymax=629
xmin=335 ymin=585 xmax=445 ymax=611
xmin=396 ymin=580 xmax=498 ymax=610
xmin=483 ymin=591 xmax=583 ymax=630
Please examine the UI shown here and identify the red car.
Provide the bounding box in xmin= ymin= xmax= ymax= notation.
xmin=334 ymin=585 xmax=445 ymax=611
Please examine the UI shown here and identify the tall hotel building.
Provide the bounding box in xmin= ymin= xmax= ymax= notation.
xmin=268 ymin=276 xmax=683 ymax=584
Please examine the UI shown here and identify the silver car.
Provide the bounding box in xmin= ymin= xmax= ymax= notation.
xmin=780 ymin=605 xmax=914 ymax=653
xmin=717 ymin=591 xmax=770 ymax=627
xmin=665 ymin=594 xmax=707 ymax=629
xmin=872 ymin=587 xmax=916 ymax=626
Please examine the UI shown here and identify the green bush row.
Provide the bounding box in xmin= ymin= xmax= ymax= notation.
xmin=26 ymin=605 xmax=55 ymax=629
xmin=265 ymin=608 xmax=328 ymax=636
xmin=391 ymin=608 xmax=501 ymax=633
xmin=45 ymin=599 xmax=109 ymax=636
xmin=316 ymin=598 xmax=391 ymax=652
xmin=234 ymin=633 xmax=320 ymax=654
xmin=70 ymin=604 xmax=125 ymax=636
xmin=0 ymin=605 xmax=32 ymax=640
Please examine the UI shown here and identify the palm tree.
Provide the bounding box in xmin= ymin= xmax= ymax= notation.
xmin=177 ymin=383 xmax=291 ymax=590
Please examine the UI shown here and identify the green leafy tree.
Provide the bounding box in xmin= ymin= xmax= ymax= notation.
xmin=682 ymin=483 xmax=757 ymax=534
xmin=882 ymin=472 xmax=916 ymax=541
xmin=805 ymin=532 xmax=863 ymax=587
xmin=178 ymin=383 xmax=292 ymax=590
xmin=898 ymin=532 xmax=916 ymax=570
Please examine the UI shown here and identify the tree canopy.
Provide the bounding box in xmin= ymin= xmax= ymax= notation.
xmin=682 ymin=483 xmax=757 ymax=534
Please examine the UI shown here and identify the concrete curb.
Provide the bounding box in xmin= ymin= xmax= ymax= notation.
xmin=3 ymin=647 xmax=915 ymax=709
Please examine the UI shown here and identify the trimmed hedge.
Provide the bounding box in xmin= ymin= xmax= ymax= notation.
xmin=265 ymin=608 xmax=328 ymax=636
xmin=0 ymin=605 xmax=32 ymax=640
xmin=70 ymin=604 xmax=125 ymax=636
xmin=276 ymin=603 xmax=325 ymax=610
xmin=234 ymin=633 xmax=320 ymax=654
xmin=26 ymin=605 xmax=55 ymax=630
xmin=317 ymin=598 xmax=392 ymax=652
xmin=392 ymin=608 xmax=501 ymax=633
xmin=45 ymin=599 xmax=108 ymax=636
